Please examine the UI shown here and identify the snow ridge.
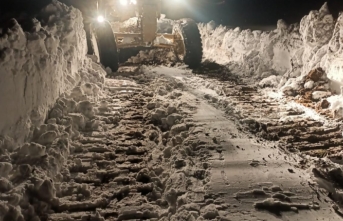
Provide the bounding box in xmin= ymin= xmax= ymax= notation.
xmin=0 ymin=2 xmax=108 ymax=220
xmin=0 ymin=1 xmax=95 ymax=143
xmin=199 ymin=2 xmax=342 ymax=92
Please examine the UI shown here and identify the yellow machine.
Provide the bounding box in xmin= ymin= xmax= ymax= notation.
xmin=66 ymin=0 xmax=203 ymax=71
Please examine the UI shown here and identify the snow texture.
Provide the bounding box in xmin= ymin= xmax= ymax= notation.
xmin=199 ymin=2 xmax=342 ymax=91
xmin=0 ymin=2 xmax=108 ymax=220
xmin=0 ymin=1 xmax=102 ymax=143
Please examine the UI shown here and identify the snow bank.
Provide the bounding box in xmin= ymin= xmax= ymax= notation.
xmin=0 ymin=2 xmax=107 ymax=220
xmin=199 ymin=3 xmax=342 ymax=88
xmin=0 ymin=1 xmax=91 ymax=143
xmin=200 ymin=20 xmax=302 ymax=78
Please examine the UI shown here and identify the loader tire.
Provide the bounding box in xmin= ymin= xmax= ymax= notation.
xmin=93 ymin=21 xmax=119 ymax=72
xmin=173 ymin=18 xmax=203 ymax=69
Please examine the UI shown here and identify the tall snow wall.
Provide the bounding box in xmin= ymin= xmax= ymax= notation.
xmin=0 ymin=1 xmax=88 ymax=143
xmin=199 ymin=3 xmax=343 ymax=90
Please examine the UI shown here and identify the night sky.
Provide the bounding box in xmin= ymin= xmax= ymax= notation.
xmin=162 ymin=0 xmax=343 ymax=27
xmin=1 ymin=0 xmax=343 ymax=28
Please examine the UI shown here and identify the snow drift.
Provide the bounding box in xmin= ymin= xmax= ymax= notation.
xmin=0 ymin=2 xmax=108 ymax=220
xmin=199 ymin=3 xmax=343 ymax=93
xmin=0 ymin=1 xmax=95 ymax=143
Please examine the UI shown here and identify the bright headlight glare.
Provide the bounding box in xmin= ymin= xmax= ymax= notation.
xmin=97 ymin=15 xmax=104 ymax=23
xmin=120 ymin=0 xmax=128 ymax=5
xmin=130 ymin=0 xmax=137 ymax=4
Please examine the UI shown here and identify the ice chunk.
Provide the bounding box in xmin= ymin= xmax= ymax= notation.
xmin=20 ymin=142 xmax=46 ymax=156
xmin=312 ymin=91 xmax=331 ymax=100
xmin=304 ymin=80 xmax=314 ymax=89
xmin=0 ymin=162 xmax=13 ymax=177
xmin=259 ymin=75 xmax=281 ymax=88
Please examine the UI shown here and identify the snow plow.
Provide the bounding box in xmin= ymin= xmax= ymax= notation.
xmin=66 ymin=0 xmax=203 ymax=72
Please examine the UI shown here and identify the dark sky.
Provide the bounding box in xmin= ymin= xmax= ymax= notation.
xmin=162 ymin=0 xmax=343 ymax=27
xmin=1 ymin=0 xmax=343 ymax=28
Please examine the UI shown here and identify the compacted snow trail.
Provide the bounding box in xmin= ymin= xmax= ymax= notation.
xmin=39 ymin=66 xmax=229 ymax=221
xmin=46 ymin=77 xmax=157 ymax=220
xmin=3 ymin=1 xmax=343 ymax=219
xmin=1 ymin=59 xmax=343 ymax=220
xmin=80 ymin=64 xmax=342 ymax=221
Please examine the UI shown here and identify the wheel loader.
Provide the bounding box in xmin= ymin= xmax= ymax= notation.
xmin=64 ymin=0 xmax=203 ymax=72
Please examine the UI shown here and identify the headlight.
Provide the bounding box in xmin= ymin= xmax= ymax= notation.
xmin=120 ymin=0 xmax=128 ymax=5
xmin=97 ymin=15 xmax=105 ymax=23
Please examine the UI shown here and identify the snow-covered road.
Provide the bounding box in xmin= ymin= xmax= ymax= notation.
xmin=2 ymin=1 xmax=343 ymax=220
xmin=2 ymin=63 xmax=343 ymax=220
xmin=145 ymin=65 xmax=343 ymax=220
